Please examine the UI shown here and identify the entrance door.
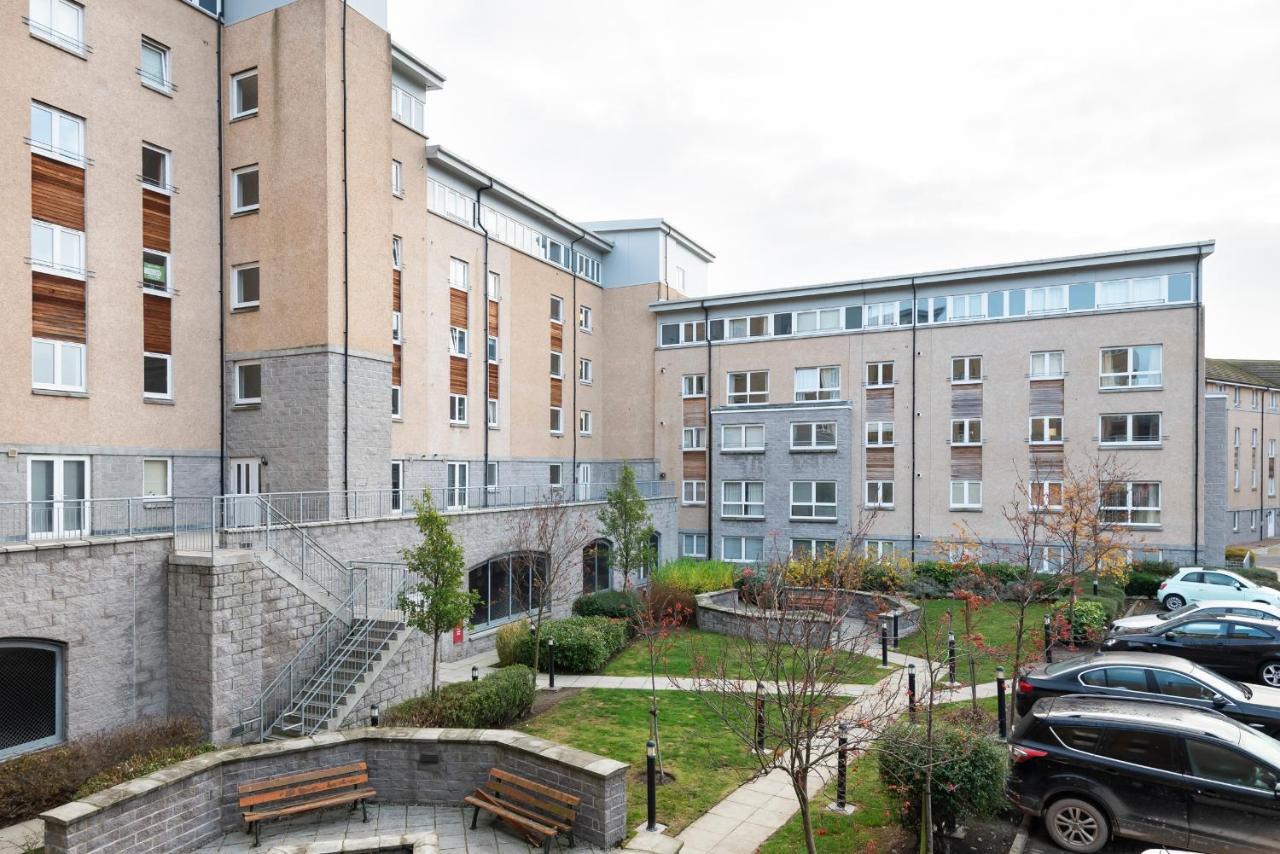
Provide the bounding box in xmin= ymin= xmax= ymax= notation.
xmin=576 ymin=463 xmax=591 ymax=502
xmin=228 ymin=458 xmax=261 ymax=527
xmin=28 ymin=457 xmax=89 ymax=539
xmin=1269 ymin=511 xmax=1276 ymax=538
xmin=447 ymin=462 xmax=468 ymax=510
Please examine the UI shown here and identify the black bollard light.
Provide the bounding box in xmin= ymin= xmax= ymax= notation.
xmin=370 ymin=703 xmax=380 ymax=727
xmin=907 ymin=663 xmax=917 ymax=721
xmin=892 ymin=609 xmax=901 ymax=649
xmin=471 ymin=665 xmax=479 ymax=682
xmin=754 ymin=682 xmax=766 ymax=753
xmin=947 ymin=630 xmax=957 ymax=684
xmin=1092 ymin=576 xmax=1099 ymax=597
xmin=880 ymin=617 xmax=890 ymax=667
xmin=646 ymin=740 xmax=658 ymax=832
xmin=1043 ymin=614 xmax=1053 ymax=664
xmin=996 ymin=666 xmax=1008 ymax=739
xmin=836 ymin=722 xmax=849 ymax=810
xmin=548 ymin=636 xmax=556 ymax=689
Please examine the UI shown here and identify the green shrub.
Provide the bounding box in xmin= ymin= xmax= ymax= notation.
xmin=0 ymin=716 xmax=205 ymax=825
xmin=495 ymin=618 xmax=528 ymax=667
xmin=1054 ymin=598 xmax=1110 ymax=642
xmin=573 ymin=589 xmax=643 ymax=621
xmin=1125 ymin=571 xmax=1164 ymax=598
xmin=512 ymin=617 xmax=626 ymax=673
xmin=1226 ymin=546 xmax=1253 ymax=565
xmin=1130 ymin=560 xmax=1177 ymax=578
xmin=651 ymin=558 xmax=735 ymax=594
xmin=862 ymin=560 xmax=910 ymax=592
xmin=877 ymin=719 xmax=1007 ymax=832
xmin=383 ymin=665 xmax=534 ymax=729
xmin=732 ymin=566 xmax=774 ymax=606
xmin=1236 ymin=566 xmax=1279 ymax=588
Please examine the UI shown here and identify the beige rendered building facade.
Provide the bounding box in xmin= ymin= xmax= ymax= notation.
xmin=1206 ymin=359 xmax=1280 ymax=544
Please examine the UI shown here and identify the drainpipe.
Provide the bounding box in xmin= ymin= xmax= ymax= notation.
xmin=340 ymin=0 xmax=350 ymax=498
xmin=216 ymin=14 xmax=226 ymax=496
xmin=570 ymin=233 xmax=584 ymax=497
xmin=1193 ymin=253 xmax=1202 ymax=564
xmin=702 ymin=300 xmax=712 ymax=556
xmin=909 ymin=278 xmax=918 ymax=565
xmin=475 ymin=179 xmax=493 ymax=506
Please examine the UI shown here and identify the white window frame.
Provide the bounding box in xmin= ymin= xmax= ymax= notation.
xmin=487 ymin=397 xmax=498 ymax=427
xmin=428 ymin=179 xmax=475 ymax=223
xmin=550 ymin=295 xmax=564 ymax=323
xmin=681 ymin=374 xmax=706 ymax=398
xmin=143 ymin=352 xmax=172 ymax=400
xmin=793 ymin=307 xmax=842 ymax=334
xmin=864 ymin=540 xmax=895 ymax=561
xmin=27 ymin=0 xmax=85 ymax=56
xmin=950 ymin=480 xmax=983 ymax=510
xmin=1030 ymin=350 xmax=1065 ymax=379
xmin=864 ymin=301 xmax=899 ymax=328
xmin=234 ymin=361 xmax=262 ymax=404
xmin=1100 ymin=345 xmax=1163 ymax=389
xmin=446 ymin=461 xmax=468 ymax=510
xmin=391 ymin=384 xmax=402 ymax=419
xmin=487 ymin=271 xmax=501 ymax=301
xmin=578 ymin=304 xmax=593 ymax=332
xmin=550 ymin=406 xmax=563 ymax=435
xmin=681 ymin=533 xmax=707 ymax=558
xmin=391 ymin=461 xmax=404 ymax=512
xmin=681 ymin=480 xmax=706 ymax=506
xmin=721 ymin=536 xmax=764 ymax=563
xmin=31 ymin=338 xmax=85 ymax=393
xmin=682 ymin=427 xmax=707 ymax=451
xmin=721 ymin=423 xmax=765 ymax=452
xmin=1099 ymin=413 xmax=1162 ymax=447
xmin=486 ymin=336 xmax=498 ymax=363
xmin=1027 ymin=285 xmax=1068 ymax=314
xmin=791 ymin=538 xmax=837 ymax=557
xmin=726 ymin=370 xmax=768 ymax=405
xmin=865 ymin=361 xmax=894 ymax=388
xmin=549 ymin=351 xmax=563 ymax=379
xmin=579 ymin=410 xmax=592 ymax=436
xmin=392 ymin=235 xmax=403 ymax=269
xmin=794 ymin=366 xmax=840 ymax=402
xmin=950 ymin=418 xmax=982 ymax=446
xmin=865 ymin=421 xmax=895 ymax=447
xmin=231 ymin=165 xmax=260 ymax=214
xmin=578 ymin=357 xmax=593 ymax=385
xmin=232 ymin=263 xmax=260 ymax=309
xmin=449 ymin=326 xmax=469 ymax=358
xmin=142 ymin=458 xmax=171 ymax=499
xmin=1029 ymin=416 xmax=1064 ymax=445
xmin=230 ymin=68 xmax=258 ymax=119
xmin=724 ymin=314 xmax=770 ymax=340
xmin=1096 ymin=276 xmax=1165 ymax=308
xmin=391 ymin=159 xmax=404 ymax=197
xmin=142 ymin=249 xmax=171 ymax=294
xmin=392 ymin=311 xmax=403 ymax=344
xmin=29 ymin=102 xmax=84 ymax=166
xmin=790 ymin=481 xmax=837 ymax=521
xmin=449 ymin=393 xmax=467 ymax=425
xmin=1029 ymin=480 xmax=1063 ymax=511
xmin=139 ymin=37 xmax=171 ymax=94
xmin=721 ymin=481 xmax=765 ymax=519
xmin=448 ymin=257 xmax=469 ymax=291
xmin=948 ymin=293 xmax=986 ymax=321
xmin=30 ymin=219 xmax=85 ymax=279
xmin=865 ymin=480 xmax=894 ymax=509
xmin=1102 ymin=481 xmax=1162 ymax=527
xmin=549 ymin=463 xmax=563 ymax=489
xmin=141 ymin=142 xmax=171 ymax=192
xmin=951 ymin=355 xmax=982 ymax=384
xmin=486 ymin=461 xmax=499 ymax=494
xmin=391 ymin=84 xmax=425 ymax=133
xmin=790 ymin=421 xmax=836 ymax=450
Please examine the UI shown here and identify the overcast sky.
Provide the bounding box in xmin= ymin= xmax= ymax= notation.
xmin=388 ymin=0 xmax=1279 ymax=358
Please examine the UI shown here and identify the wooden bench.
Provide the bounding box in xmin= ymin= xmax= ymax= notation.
xmin=465 ymin=768 xmax=580 ymax=853
xmin=786 ymin=590 xmax=838 ymax=615
xmin=237 ymin=761 xmax=376 ymax=847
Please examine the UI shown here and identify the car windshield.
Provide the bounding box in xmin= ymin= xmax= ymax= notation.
xmin=1158 ymin=603 xmax=1198 ymax=621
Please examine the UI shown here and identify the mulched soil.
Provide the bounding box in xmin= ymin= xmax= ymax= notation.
xmin=526 ymin=686 xmax=582 ymax=719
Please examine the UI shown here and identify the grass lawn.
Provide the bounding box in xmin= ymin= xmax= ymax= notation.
xmin=602 ymin=627 xmax=889 ymax=684
xmin=899 ymin=600 xmax=1051 ymax=684
xmin=759 ymin=754 xmax=908 ymax=853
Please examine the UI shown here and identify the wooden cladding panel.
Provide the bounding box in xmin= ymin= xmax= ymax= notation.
xmin=142 ymin=189 xmax=171 ymax=253
xmin=488 ymin=299 xmax=499 ymax=332
xmin=392 ymin=270 xmax=402 ymax=311
xmin=682 ymin=398 xmax=708 ymax=428
xmin=449 ymin=356 xmax=467 ymax=394
xmin=31 ymin=154 xmax=84 ymax=231
xmin=864 ymin=387 xmax=894 ymax=420
xmin=950 ymin=384 xmax=983 ymax=419
xmin=449 ymin=289 xmax=468 ymax=327
xmin=488 ymin=362 xmax=499 ymax=398
xmin=392 ymin=345 xmax=402 ymax=385
xmin=1029 ymin=379 xmax=1065 ymax=417
xmin=143 ymin=294 xmax=172 ymax=354
xmin=549 ymin=322 xmax=563 ymax=351
xmin=1029 ymin=446 xmax=1065 ymax=478
xmin=550 ymin=377 xmax=563 ymax=407
xmin=31 ymin=271 xmax=85 ymax=342
xmin=865 ymin=447 xmax=895 ymax=479
xmin=950 ymin=446 xmax=983 ymax=479
xmin=683 ymin=451 xmax=707 ymax=480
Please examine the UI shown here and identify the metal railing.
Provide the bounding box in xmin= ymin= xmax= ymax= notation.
xmin=0 ymin=497 xmax=182 ymax=544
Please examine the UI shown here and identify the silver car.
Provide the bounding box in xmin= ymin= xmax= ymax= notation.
xmin=1112 ymin=600 xmax=1280 ymax=632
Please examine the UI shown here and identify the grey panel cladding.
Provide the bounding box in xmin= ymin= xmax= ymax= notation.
xmin=1203 ymin=394 xmax=1227 ymax=562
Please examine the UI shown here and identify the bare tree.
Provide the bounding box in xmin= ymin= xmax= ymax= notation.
xmin=634 ymin=583 xmax=691 ymax=781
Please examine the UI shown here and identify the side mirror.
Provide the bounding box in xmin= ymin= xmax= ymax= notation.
xmin=1212 ymin=694 xmax=1228 ymax=708
xmin=1236 ymin=583 xmax=1246 ymax=591
xmin=1164 ymin=632 xmax=1178 ymax=642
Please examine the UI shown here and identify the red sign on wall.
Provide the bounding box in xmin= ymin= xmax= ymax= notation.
xmin=453 ymin=623 xmax=464 ymax=645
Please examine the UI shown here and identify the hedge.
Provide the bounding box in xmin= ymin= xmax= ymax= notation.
xmin=651 ymin=558 xmax=736 ymax=594
xmin=877 ymin=719 xmax=1006 ymax=832
xmin=495 ymin=618 xmax=528 ymax=667
xmin=513 ymin=616 xmax=628 ymax=674
xmin=572 ymin=589 xmax=643 ymax=621
xmin=383 ymin=665 xmax=534 ymax=729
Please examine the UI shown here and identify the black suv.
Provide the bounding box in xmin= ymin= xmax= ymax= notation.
xmin=1008 ymin=695 xmax=1280 ymax=853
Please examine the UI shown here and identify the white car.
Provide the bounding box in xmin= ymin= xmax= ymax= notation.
xmin=1156 ymin=567 xmax=1280 ymax=610
xmin=1112 ymin=598 xmax=1280 ymax=632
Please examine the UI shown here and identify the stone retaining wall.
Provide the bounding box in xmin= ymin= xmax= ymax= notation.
xmin=40 ymin=728 xmax=628 ymax=854
xmin=695 ymin=587 xmax=921 ymax=645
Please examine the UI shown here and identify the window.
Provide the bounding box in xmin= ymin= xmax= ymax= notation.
xmin=232 ymin=264 xmax=260 ymax=309
xmin=485 ymin=461 xmax=498 ymax=495
xmin=578 ymin=305 xmax=593 ymax=332
xmin=392 ymin=236 xmax=403 ymax=269
xmin=791 ymin=422 xmax=836 ymax=450
xmin=231 ymin=69 xmax=258 ymax=119
xmin=549 ymin=351 xmax=563 ymax=378
xmin=391 ymin=85 xmax=425 ymax=133
xmin=391 ymin=461 xmax=403 ymax=512
xmin=32 ymin=339 xmax=84 ymax=392
xmin=549 ymin=463 xmax=563 ymax=489
xmin=29 ymin=102 xmax=83 ymax=165
xmin=449 ymin=394 xmax=467 ymax=424
xmin=1030 ymin=350 xmax=1065 ymax=379
xmin=865 ymin=421 xmax=894 ymax=446
xmin=1102 ymin=482 xmax=1161 ymax=526
xmin=468 ymin=551 xmax=550 ymax=627
xmin=722 ymin=481 xmax=764 ymax=518
xmin=727 ymin=371 xmax=768 ymax=405
xmin=27 ymin=0 xmax=84 ymax=55
xmin=235 ymin=362 xmax=261 ymax=404
xmin=1235 ymin=427 xmax=1241 ymax=448
xmin=950 ymin=480 xmax=982 ymax=510
xmin=1100 ymin=413 xmax=1161 ymax=445
xmin=143 ymin=353 xmax=171 ymax=399
xmin=582 ymin=540 xmax=611 ymax=594
xmin=791 ymin=539 xmax=837 ymax=557
xmin=0 ymin=640 xmax=65 ymax=759
xmin=1185 ymin=740 xmax=1278 ymax=793
xmin=449 ymin=327 xmax=469 ymax=358
xmin=1234 ymin=387 xmax=1242 ymax=407
xmin=1096 ymin=276 xmax=1163 ymax=307
xmin=1253 ymin=428 xmax=1260 ymax=448
xmin=794 ymin=308 xmax=842 ymax=334
xmin=140 ymin=38 xmax=171 ymax=93
xmin=550 ymin=406 xmax=563 ymax=434
xmin=1100 ymin=345 xmax=1162 ymax=388
xmin=1253 ymin=390 xmax=1262 ymax=410
xmin=231 ymin=165 xmax=259 ymax=214
xmin=575 ymin=253 xmax=601 ymax=283
xmin=949 ymin=293 xmax=986 ymax=320
xmin=485 ymin=336 xmax=497 ymax=362
xmin=724 ymin=314 xmax=770 ymax=339
xmin=27 ymin=456 xmax=88 ymax=538
xmin=486 ymin=271 xmax=500 ymax=301
xmin=791 ymin=481 xmax=837 ymax=520
xmin=721 ymin=423 xmax=764 ymax=451
xmin=579 ymin=358 xmax=592 ymax=384
xmin=428 ymin=180 xmax=475 ymax=223
xmin=660 ymin=320 xmax=706 ymax=345
xmin=30 ymin=220 xmax=84 ymax=279
xmin=1100 ymin=730 xmax=1178 ymax=773
xmin=864 ymin=301 xmax=898 ymax=328
xmin=1029 ymin=416 xmax=1063 ymax=445
xmin=1039 ymin=544 xmax=1066 ymax=571
xmin=1027 ymin=285 xmax=1068 ymax=313
xmin=951 ymin=418 xmax=982 ymax=446
xmin=390 ymin=159 xmax=404 ymax=197
xmin=448 ymin=257 xmax=469 ymax=290
xmin=143 ymin=459 xmax=171 ymax=498
xmin=446 ymin=462 xmax=469 ymax=510
xmin=950 ymin=356 xmax=982 ymax=384
xmin=579 ymin=410 xmax=592 ymax=436
xmin=549 ymin=295 xmax=564 ymax=322
xmin=393 ymin=312 xmax=404 ymax=344
xmin=865 ymin=361 xmax=894 ymax=387
xmin=682 ymin=480 xmax=706 ymax=505
xmin=864 ymin=540 xmax=895 ymax=561
xmin=682 ymin=427 xmax=706 ymax=450
xmin=865 ymin=480 xmax=894 ymax=509
xmin=486 ymin=398 xmax=497 ymax=427
xmin=391 ymin=385 xmax=402 ymax=418
xmin=142 ymin=250 xmax=170 ymax=293
xmin=1079 ymin=666 xmax=1150 ymax=692
xmin=722 ymin=536 xmax=764 ymax=563
xmin=1030 ymin=480 xmax=1063 ymax=510
xmin=681 ymin=533 xmax=707 ymax=558
xmin=682 ymin=374 xmax=706 ymax=398
xmin=795 ymin=366 xmax=840 ymax=401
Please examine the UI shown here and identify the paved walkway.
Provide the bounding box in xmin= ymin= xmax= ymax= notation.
xmin=0 ymin=820 xmax=41 ymax=854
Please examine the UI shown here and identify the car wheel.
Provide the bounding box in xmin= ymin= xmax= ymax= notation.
xmin=1259 ymin=661 xmax=1280 ymax=687
xmin=1045 ymin=797 xmax=1109 ymax=853
xmin=1162 ymin=594 xmax=1186 ymax=610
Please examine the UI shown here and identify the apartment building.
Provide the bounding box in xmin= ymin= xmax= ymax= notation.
xmin=1206 ymin=359 xmax=1280 ymax=543
xmin=651 ymin=242 xmax=1219 ymax=568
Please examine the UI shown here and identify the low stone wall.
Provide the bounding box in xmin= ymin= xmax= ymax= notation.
xmin=40 ymin=728 xmax=628 ymax=854
xmin=695 ymin=587 xmax=921 ymax=645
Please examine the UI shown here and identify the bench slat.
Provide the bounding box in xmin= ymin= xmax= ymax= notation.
xmin=237 ymin=762 xmax=368 ymax=796
xmin=466 ymin=793 xmax=556 ymax=841
xmin=244 ymin=789 xmax=375 ymax=823
xmin=489 ymin=768 xmax=581 ymax=807
xmin=482 ymin=782 xmax=574 ymax=826
xmin=239 ymin=773 xmax=369 ymax=809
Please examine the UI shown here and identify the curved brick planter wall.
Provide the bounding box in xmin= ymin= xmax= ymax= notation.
xmin=38 ymin=728 xmax=628 ymax=854
xmin=695 ymin=587 xmax=920 ymax=643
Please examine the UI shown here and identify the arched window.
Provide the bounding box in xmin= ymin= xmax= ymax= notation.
xmin=0 ymin=639 xmax=64 ymax=759
xmin=468 ymin=552 xmax=548 ymax=628
xmin=582 ymin=539 xmax=611 ymax=594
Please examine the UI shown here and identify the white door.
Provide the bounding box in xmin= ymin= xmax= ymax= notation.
xmin=1269 ymin=511 xmax=1276 ymax=538
xmin=447 ymin=462 xmax=468 ymax=510
xmin=28 ymin=457 xmax=89 ymax=539
xmin=576 ymin=463 xmax=591 ymax=501
xmin=229 ymin=458 xmax=261 ymax=527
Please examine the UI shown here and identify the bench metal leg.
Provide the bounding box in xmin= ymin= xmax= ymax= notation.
xmin=361 ymin=799 xmax=369 ymax=823
xmin=568 ymin=829 xmax=576 ymax=848
xmin=543 ymin=838 xmax=552 ymax=854
xmin=470 ymin=804 xmax=481 ymax=829
xmin=253 ymin=822 xmax=261 ymax=848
